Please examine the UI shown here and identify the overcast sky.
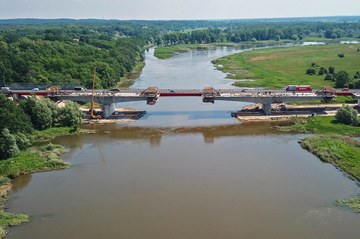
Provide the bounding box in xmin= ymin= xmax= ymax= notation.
xmin=0 ymin=0 xmax=359 ymax=20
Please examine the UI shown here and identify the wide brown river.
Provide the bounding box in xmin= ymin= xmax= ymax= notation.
xmin=6 ymin=46 xmax=360 ymax=238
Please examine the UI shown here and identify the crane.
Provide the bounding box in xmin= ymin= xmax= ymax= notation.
xmin=90 ymin=67 xmax=100 ymax=119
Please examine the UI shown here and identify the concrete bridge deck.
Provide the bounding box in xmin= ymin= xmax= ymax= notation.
xmin=5 ymin=87 xmax=360 ymax=118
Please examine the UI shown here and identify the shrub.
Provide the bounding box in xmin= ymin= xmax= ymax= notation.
xmin=306 ymin=68 xmax=316 ymax=75
xmin=335 ymin=105 xmax=359 ymax=125
xmin=354 ymin=71 xmax=360 ymax=79
xmin=318 ymin=67 xmax=327 ymax=75
xmin=335 ymin=71 xmax=350 ymax=88
xmin=0 ymin=128 xmax=20 ymax=160
xmin=324 ymin=73 xmax=334 ymax=81
xmin=338 ymin=53 xmax=345 ymax=58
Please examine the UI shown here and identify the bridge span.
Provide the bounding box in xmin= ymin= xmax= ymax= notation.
xmin=46 ymin=87 xmax=339 ymax=118
xmin=5 ymin=87 xmax=360 ymax=118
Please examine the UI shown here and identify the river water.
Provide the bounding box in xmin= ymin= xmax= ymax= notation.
xmin=7 ymin=45 xmax=360 ymax=239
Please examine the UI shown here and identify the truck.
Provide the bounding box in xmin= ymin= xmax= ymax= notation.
xmin=1 ymin=87 xmax=11 ymax=94
xmin=285 ymin=85 xmax=312 ymax=92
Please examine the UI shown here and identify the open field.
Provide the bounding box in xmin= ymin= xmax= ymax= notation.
xmin=213 ymin=43 xmax=360 ymax=89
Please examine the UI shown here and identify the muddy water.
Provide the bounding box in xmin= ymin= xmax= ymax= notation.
xmin=6 ymin=46 xmax=360 ymax=238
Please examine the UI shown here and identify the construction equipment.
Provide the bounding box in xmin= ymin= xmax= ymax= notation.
xmin=141 ymin=87 xmax=159 ymax=105
xmin=90 ymin=67 xmax=101 ymax=119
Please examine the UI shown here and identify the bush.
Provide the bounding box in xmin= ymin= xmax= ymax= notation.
xmin=0 ymin=128 xmax=20 ymax=160
xmin=324 ymin=73 xmax=334 ymax=81
xmin=354 ymin=71 xmax=360 ymax=79
xmin=306 ymin=68 xmax=316 ymax=75
xmin=329 ymin=66 xmax=335 ymax=74
xmin=335 ymin=105 xmax=359 ymax=125
xmin=318 ymin=67 xmax=327 ymax=75
xmin=335 ymin=71 xmax=350 ymax=88
xmin=338 ymin=53 xmax=345 ymax=58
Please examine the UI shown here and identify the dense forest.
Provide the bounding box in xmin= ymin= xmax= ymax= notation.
xmin=1 ymin=17 xmax=360 ymax=88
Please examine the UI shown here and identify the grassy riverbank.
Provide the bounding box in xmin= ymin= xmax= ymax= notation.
xmin=300 ymin=135 xmax=360 ymax=212
xmin=154 ymin=44 xmax=217 ymax=59
xmin=280 ymin=116 xmax=360 ymax=212
xmin=279 ymin=116 xmax=360 ymax=135
xmin=118 ymin=62 xmax=145 ymax=88
xmin=0 ymin=144 xmax=68 ymax=238
xmin=0 ymin=127 xmax=92 ymax=238
xmin=213 ymin=43 xmax=360 ymax=89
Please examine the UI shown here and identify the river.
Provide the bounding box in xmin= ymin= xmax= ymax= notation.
xmin=6 ymin=45 xmax=360 ymax=239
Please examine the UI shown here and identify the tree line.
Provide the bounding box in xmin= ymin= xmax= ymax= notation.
xmin=1 ymin=18 xmax=360 ymax=89
xmin=0 ymin=94 xmax=82 ymax=160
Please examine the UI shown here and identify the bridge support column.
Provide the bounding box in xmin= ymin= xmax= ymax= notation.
xmin=262 ymin=103 xmax=272 ymax=115
xmin=358 ymin=99 xmax=360 ymax=108
xmin=102 ymin=103 xmax=116 ymax=118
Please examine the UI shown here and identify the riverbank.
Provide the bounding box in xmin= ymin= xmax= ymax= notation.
xmin=118 ymin=61 xmax=145 ymax=88
xmin=277 ymin=115 xmax=360 ymax=212
xmin=300 ymin=135 xmax=360 ymax=212
xmin=212 ymin=42 xmax=360 ymax=89
xmin=0 ymin=127 xmax=94 ymax=238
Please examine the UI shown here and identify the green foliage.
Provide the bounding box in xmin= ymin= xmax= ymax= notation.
xmin=0 ymin=95 xmax=33 ymax=134
xmin=336 ymin=198 xmax=360 ymax=213
xmin=299 ymin=135 xmax=360 ymax=181
xmin=0 ymin=144 xmax=69 ymax=178
xmin=280 ymin=116 xmax=360 ymax=136
xmin=0 ymin=128 xmax=20 ymax=160
xmin=0 ymin=212 xmax=29 ymax=228
xmin=21 ymin=96 xmax=53 ymax=130
xmin=324 ymin=73 xmax=335 ymax=81
xmin=318 ymin=67 xmax=327 ymax=75
xmin=213 ymin=43 xmax=360 ymax=89
xmin=338 ymin=53 xmax=345 ymax=58
xmin=0 ymin=212 xmax=29 ymax=237
xmin=335 ymin=70 xmax=350 ymax=88
xmin=13 ymin=132 xmax=32 ymax=150
xmin=306 ymin=68 xmax=316 ymax=75
xmin=57 ymin=101 xmax=83 ymax=130
xmin=335 ymin=105 xmax=359 ymax=125
xmin=354 ymin=71 xmax=360 ymax=79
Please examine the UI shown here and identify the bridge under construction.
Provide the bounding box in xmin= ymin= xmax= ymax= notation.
xmin=5 ymin=87 xmax=360 ymax=118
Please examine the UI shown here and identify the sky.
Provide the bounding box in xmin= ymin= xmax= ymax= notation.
xmin=0 ymin=0 xmax=359 ymax=20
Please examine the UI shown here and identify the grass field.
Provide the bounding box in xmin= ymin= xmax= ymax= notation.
xmin=213 ymin=43 xmax=360 ymax=89
xmin=154 ymin=44 xmax=217 ymax=59
xmin=280 ymin=116 xmax=360 ymax=136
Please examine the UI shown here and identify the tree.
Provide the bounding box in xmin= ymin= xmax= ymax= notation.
xmin=0 ymin=94 xmax=33 ymax=134
xmin=318 ymin=67 xmax=327 ymax=75
xmin=21 ymin=96 xmax=53 ymax=130
xmin=335 ymin=71 xmax=350 ymax=88
xmin=354 ymin=71 xmax=360 ymax=79
xmin=306 ymin=68 xmax=316 ymax=75
xmin=329 ymin=66 xmax=335 ymax=74
xmin=58 ymin=101 xmax=82 ymax=130
xmin=335 ymin=105 xmax=359 ymax=125
xmin=0 ymin=128 xmax=20 ymax=160
xmin=324 ymin=73 xmax=334 ymax=81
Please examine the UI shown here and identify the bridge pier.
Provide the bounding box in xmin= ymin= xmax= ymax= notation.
xmin=102 ymin=103 xmax=116 ymax=118
xmin=262 ymin=103 xmax=272 ymax=115
xmin=358 ymin=99 xmax=360 ymax=108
